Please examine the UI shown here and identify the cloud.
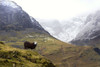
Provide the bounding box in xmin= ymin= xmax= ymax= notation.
xmin=12 ymin=0 xmax=100 ymax=20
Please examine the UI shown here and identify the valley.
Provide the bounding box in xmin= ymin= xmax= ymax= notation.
xmin=1 ymin=31 xmax=100 ymax=67
xmin=0 ymin=0 xmax=100 ymax=67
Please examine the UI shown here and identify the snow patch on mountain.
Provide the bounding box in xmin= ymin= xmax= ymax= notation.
xmin=0 ymin=0 xmax=19 ymax=8
xmin=74 ymin=11 xmax=100 ymax=40
xmin=60 ymin=16 xmax=87 ymax=42
xmin=37 ymin=16 xmax=87 ymax=42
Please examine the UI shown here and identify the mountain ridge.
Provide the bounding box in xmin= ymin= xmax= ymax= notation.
xmin=0 ymin=0 xmax=49 ymax=35
xmin=71 ymin=10 xmax=100 ymax=46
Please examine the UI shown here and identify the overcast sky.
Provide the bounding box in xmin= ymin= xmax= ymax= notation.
xmin=12 ymin=0 xmax=100 ymax=20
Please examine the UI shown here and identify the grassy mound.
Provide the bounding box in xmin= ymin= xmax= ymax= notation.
xmin=0 ymin=43 xmax=55 ymax=67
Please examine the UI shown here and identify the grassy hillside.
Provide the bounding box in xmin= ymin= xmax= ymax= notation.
xmin=0 ymin=31 xmax=100 ymax=67
xmin=45 ymin=46 xmax=100 ymax=67
xmin=0 ymin=43 xmax=55 ymax=67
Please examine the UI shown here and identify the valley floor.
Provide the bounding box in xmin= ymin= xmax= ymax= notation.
xmin=0 ymin=32 xmax=100 ymax=67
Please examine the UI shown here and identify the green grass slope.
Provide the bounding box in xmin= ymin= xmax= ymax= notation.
xmin=45 ymin=46 xmax=100 ymax=67
xmin=0 ymin=43 xmax=55 ymax=67
xmin=1 ymin=31 xmax=100 ymax=67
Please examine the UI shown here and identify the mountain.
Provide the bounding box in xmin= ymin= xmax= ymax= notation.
xmin=38 ymin=19 xmax=65 ymax=40
xmin=71 ymin=10 xmax=100 ymax=47
xmin=61 ymin=16 xmax=87 ymax=42
xmin=0 ymin=0 xmax=49 ymax=34
xmin=38 ymin=10 xmax=100 ymax=47
xmin=38 ymin=16 xmax=87 ymax=42
xmin=1 ymin=0 xmax=100 ymax=67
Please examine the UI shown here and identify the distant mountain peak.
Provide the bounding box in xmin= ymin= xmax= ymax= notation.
xmin=71 ymin=10 xmax=100 ymax=46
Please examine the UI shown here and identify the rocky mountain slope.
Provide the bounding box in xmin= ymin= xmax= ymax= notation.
xmin=38 ymin=16 xmax=86 ymax=42
xmin=38 ymin=10 xmax=100 ymax=47
xmin=0 ymin=0 xmax=49 ymax=34
xmin=71 ymin=11 xmax=100 ymax=46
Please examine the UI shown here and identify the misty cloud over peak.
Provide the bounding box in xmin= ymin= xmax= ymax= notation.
xmin=37 ymin=15 xmax=87 ymax=42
